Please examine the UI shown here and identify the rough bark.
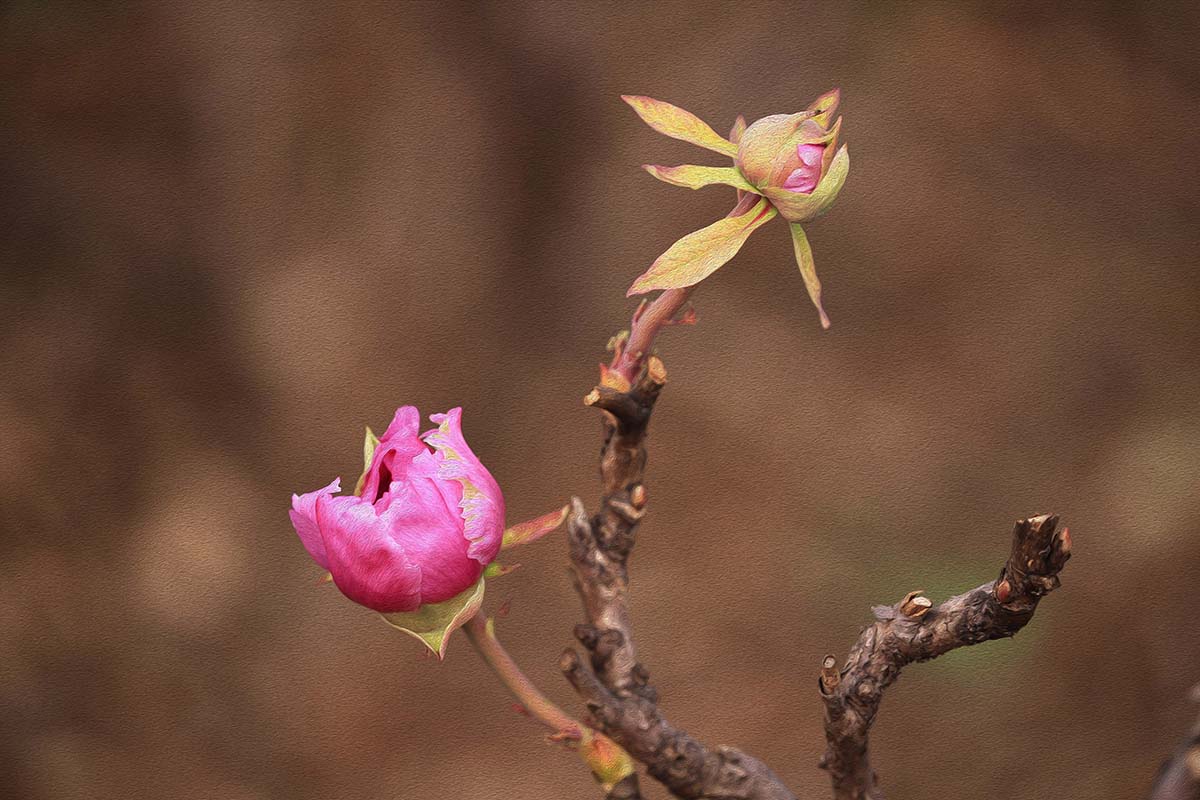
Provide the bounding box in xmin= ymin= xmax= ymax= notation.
xmin=1149 ymin=686 xmax=1200 ymax=800
xmin=818 ymin=514 xmax=1072 ymax=799
xmin=563 ymin=356 xmax=797 ymax=800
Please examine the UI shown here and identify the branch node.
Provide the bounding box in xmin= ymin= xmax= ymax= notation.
xmin=607 ymin=499 xmax=645 ymax=524
xmin=644 ymin=355 xmax=667 ymax=386
xmin=899 ymin=590 xmax=932 ymax=619
xmin=629 ymin=484 xmax=647 ymax=510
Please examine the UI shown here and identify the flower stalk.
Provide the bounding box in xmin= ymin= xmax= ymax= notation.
xmin=462 ymin=613 xmax=635 ymax=792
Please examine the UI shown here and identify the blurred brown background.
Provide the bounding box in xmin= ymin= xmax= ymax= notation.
xmin=2 ymin=2 xmax=1198 ymax=798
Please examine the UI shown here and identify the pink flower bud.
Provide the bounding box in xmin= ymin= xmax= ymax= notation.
xmin=733 ymin=89 xmax=847 ymax=223
xmin=289 ymin=406 xmax=505 ymax=613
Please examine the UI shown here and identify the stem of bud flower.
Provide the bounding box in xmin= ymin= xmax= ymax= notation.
xmin=463 ymin=612 xmax=578 ymax=733
xmin=462 ymin=613 xmax=636 ymax=791
xmin=610 ymin=287 xmax=694 ymax=383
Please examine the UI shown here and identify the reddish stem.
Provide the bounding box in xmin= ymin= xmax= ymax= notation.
xmin=609 ymin=192 xmax=759 ymax=383
xmin=609 ymin=287 xmax=695 ymax=383
xmin=463 ymin=613 xmax=579 ymax=735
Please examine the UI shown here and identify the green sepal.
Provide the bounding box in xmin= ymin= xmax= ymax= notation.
xmin=380 ymin=577 xmax=486 ymax=659
xmin=627 ymin=196 xmax=778 ymax=295
xmin=641 ymin=164 xmax=758 ymax=193
xmin=579 ymin=731 xmax=636 ymax=792
xmin=500 ymin=505 xmax=569 ymax=550
xmin=788 ymin=222 xmax=830 ymax=329
xmin=352 ymin=426 xmax=381 ymax=496
xmin=483 ymin=562 xmax=520 ymax=578
xmin=621 ymin=95 xmax=738 ymax=157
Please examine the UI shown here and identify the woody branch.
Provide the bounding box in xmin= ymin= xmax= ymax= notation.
xmin=561 ymin=310 xmax=798 ymax=799
xmin=818 ymin=514 xmax=1072 ymax=799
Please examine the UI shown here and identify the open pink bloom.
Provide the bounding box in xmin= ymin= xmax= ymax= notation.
xmin=289 ymin=406 xmax=505 ymax=613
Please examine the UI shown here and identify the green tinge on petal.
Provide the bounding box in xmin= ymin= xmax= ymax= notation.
xmin=806 ymin=87 xmax=841 ymax=129
xmin=501 ymin=505 xmax=569 ymax=550
xmin=789 ymin=222 xmax=830 ymax=329
xmin=621 ymin=95 xmax=738 ymax=157
xmin=380 ymin=577 xmax=486 ymax=659
xmin=627 ymin=196 xmax=778 ymax=295
xmin=763 ymin=143 xmax=850 ymax=223
xmin=353 ymin=426 xmax=381 ymax=496
xmin=642 ymin=164 xmax=757 ymax=193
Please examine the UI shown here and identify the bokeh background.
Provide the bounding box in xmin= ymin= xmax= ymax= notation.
xmin=3 ymin=2 xmax=1199 ymax=798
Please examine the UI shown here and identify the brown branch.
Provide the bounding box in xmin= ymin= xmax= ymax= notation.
xmin=819 ymin=514 xmax=1073 ymax=799
xmin=1148 ymin=685 xmax=1200 ymax=800
xmin=563 ymin=356 xmax=797 ymax=800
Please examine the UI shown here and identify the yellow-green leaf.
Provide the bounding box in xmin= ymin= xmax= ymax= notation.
xmin=501 ymin=505 xmax=569 ymax=550
xmin=352 ymin=426 xmax=381 ymax=497
xmin=621 ymin=95 xmax=738 ymax=157
xmin=642 ymin=164 xmax=757 ymax=193
xmin=628 ymin=196 xmax=778 ymax=295
xmin=788 ymin=222 xmax=830 ymax=329
xmin=380 ymin=578 xmax=486 ymax=659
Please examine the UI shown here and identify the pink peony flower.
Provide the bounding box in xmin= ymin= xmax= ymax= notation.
xmin=289 ymin=406 xmax=505 ymax=614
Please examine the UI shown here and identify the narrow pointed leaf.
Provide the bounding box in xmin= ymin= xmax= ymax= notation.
xmin=380 ymin=578 xmax=485 ymax=659
xmin=621 ymin=95 xmax=738 ymax=157
xmin=806 ymin=87 xmax=841 ymax=129
xmin=352 ymin=426 xmax=381 ymax=496
xmin=628 ymin=197 xmax=778 ymax=295
xmin=501 ymin=505 xmax=569 ymax=549
xmin=729 ymin=115 xmax=747 ymax=145
xmin=789 ymin=222 xmax=831 ymax=329
xmin=642 ymin=164 xmax=757 ymax=193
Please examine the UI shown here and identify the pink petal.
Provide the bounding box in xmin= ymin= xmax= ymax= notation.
xmin=289 ymin=477 xmax=341 ymax=570
xmin=359 ymin=406 xmax=429 ymax=505
xmin=797 ymin=142 xmax=825 ymax=166
xmin=423 ymin=408 xmax=506 ymax=566
xmin=316 ymin=494 xmax=423 ymax=613
xmin=379 ymin=478 xmax=482 ymax=604
xmin=782 ymin=144 xmax=827 ymax=194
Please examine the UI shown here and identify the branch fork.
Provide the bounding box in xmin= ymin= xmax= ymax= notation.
xmin=560 ymin=313 xmax=1077 ymax=800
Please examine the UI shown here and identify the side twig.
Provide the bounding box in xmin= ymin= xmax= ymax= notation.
xmin=819 ymin=514 xmax=1072 ymax=799
xmin=1148 ymin=686 xmax=1200 ymax=800
xmin=462 ymin=613 xmax=639 ymax=799
xmin=562 ymin=355 xmax=797 ymax=800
